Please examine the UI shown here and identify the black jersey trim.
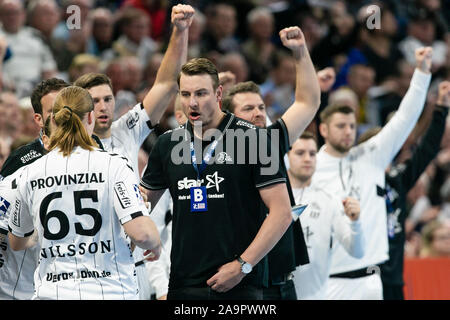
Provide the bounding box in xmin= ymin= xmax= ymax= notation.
xmin=130 ymin=211 xmax=144 ymax=220
xmin=0 ymin=227 xmax=8 ymax=235
xmin=255 ymin=178 xmax=287 ymax=189
xmin=8 ymin=226 xmax=34 ymax=237
xmin=139 ymin=102 xmax=155 ymax=129
xmin=139 ymin=180 xmax=166 ymax=191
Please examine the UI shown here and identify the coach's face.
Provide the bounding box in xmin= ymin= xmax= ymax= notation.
xmin=88 ymin=84 xmax=115 ymax=138
xmin=232 ymin=92 xmax=266 ymax=128
xmin=179 ymin=73 xmax=222 ymax=129
xmin=39 ymin=90 xmax=60 ymax=128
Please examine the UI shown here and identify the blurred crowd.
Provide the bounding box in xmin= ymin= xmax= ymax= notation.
xmin=0 ymin=0 xmax=449 ymax=260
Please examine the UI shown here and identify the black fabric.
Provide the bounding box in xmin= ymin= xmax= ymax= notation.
xmin=262 ymin=279 xmax=297 ymax=300
xmin=381 ymin=106 xmax=448 ymax=286
xmin=141 ymin=112 xmax=287 ymax=290
xmin=266 ymin=119 xmax=309 ymax=283
xmin=382 ymin=283 xmax=404 ymax=300
xmin=0 ymin=138 xmax=45 ymax=179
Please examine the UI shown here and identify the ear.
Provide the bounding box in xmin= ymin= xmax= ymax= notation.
xmin=216 ymin=85 xmax=223 ymax=102
xmin=319 ymin=122 xmax=328 ymax=139
xmin=33 ymin=113 xmax=43 ymax=128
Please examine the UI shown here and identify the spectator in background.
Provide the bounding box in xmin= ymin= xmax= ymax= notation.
xmin=0 ymin=138 xmax=9 ymax=170
xmin=399 ymin=8 xmax=447 ymax=73
xmin=27 ymin=0 xmax=61 ymax=44
xmin=68 ymin=53 xmax=100 ymax=83
xmin=121 ymin=0 xmax=168 ymax=42
xmin=420 ymin=218 xmax=450 ymax=258
xmin=218 ymin=52 xmax=248 ymax=84
xmin=0 ymin=0 xmax=57 ymax=98
xmin=18 ymin=96 xmax=40 ymax=139
xmin=87 ymin=7 xmax=114 ymax=57
xmin=356 ymin=2 xmax=404 ymax=84
xmin=52 ymin=0 xmax=93 ymax=41
xmin=241 ymin=6 xmax=277 ymax=84
xmin=187 ymin=8 xmax=205 ymax=59
xmin=0 ymin=91 xmax=23 ymax=144
xmin=201 ymin=3 xmax=240 ymax=57
xmin=260 ymin=51 xmax=296 ymax=120
xmin=345 ymin=64 xmax=375 ymax=125
xmin=141 ymin=52 xmax=163 ymax=92
xmin=105 ymin=6 xmax=159 ymax=67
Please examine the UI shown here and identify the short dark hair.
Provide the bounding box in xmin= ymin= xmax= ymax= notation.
xmin=319 ymin=104 xmax=355 ymax=124
xmin=73 ymin=73 xmax=113 ymax=91
xmin=222 ymin=81 xmax=261 ymax=112
xmin=299 ymin=131 xmax=318 ymax=147
xmin=30 ymin=78 xmax=69 ymax=115
xmin=178 ymin=58 xmax=219 ymax=90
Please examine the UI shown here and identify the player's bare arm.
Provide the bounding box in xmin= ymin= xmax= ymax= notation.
xmin=206 ymin=183 xmax=292 ymax=292
xmin=279 ymin=26 xmax=321 ymax=146
xmin=123 ymin=215 xmax=161 ymax=260
xmin=8 ymin=229 xmax=38 ymax=251
xmin=142 ymin=4 xmax=195 ymax=125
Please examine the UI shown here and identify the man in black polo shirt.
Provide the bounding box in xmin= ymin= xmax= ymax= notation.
xmin=221 ymin=26 xmax=322 ymax=299
xmin=140 ymin=58 xmax=292 ymax=300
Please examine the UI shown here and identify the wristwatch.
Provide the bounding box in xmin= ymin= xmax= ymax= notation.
xmin=237 ymin=256 xmax=252 ymax=274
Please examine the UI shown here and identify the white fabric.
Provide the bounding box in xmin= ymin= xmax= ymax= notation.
xmin=312 ymin=69 xmax=431 ymax=277
xmin=325 ymin=273 xmax=383 ymax=300
xmin=8 ymin=148 xmax=148 ymax=300
xmin=0 ymin=167 xmax=39 ymax=300
xmin=292 ymin=185 xmax=364 ymax=300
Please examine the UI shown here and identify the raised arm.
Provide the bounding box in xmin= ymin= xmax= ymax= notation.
xmin=366 ymin=47 xmax=433 ymax=168
xmin=279 ymin=26 xmax=321 ymax=146
xmin=142 ymin=4 xmax=194 ymax=125
xmin=206 ymin=182 xmax=292 ymax=292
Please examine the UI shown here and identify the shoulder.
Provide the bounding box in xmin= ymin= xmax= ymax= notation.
xmin=233 ymin=118 xmax=257 ymax=130
xmin=1 ymin=139 xmax=44 ymax=177
xmin=95 ymin=149 xmax=135 ymax=173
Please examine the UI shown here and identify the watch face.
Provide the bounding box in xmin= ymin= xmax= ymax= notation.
xmin=242 ymin=263 xmax=252 ymax=274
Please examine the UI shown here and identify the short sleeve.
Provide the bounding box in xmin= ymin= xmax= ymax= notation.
xmin=140 ymin=136 xmax=168 ymax=190
xmin=7 ymin=169 xmax=34 ymax=238
xmin=112 ymin=103 xmax=153 ymax=147
xmin=112 ymin=158 xmax=149 ymax=225
xmin=253 ymin=128 xmax=287 ymax=189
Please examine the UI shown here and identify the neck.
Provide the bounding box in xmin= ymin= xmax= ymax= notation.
xmin=193 ymin=111 xmax=225 ymax=140
xmin=324 ymin=143 xmax=348 ymax=158
xmin=288 ymin=171 xmax=312 ymax=189
xmin=94 ymin=129 xmax=112 ymax=140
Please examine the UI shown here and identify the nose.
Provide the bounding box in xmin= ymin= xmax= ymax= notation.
xmin=96 ymin=99 xmax=106 ymax=112
xmin=189 ymin=96 xmax=198 ymax=108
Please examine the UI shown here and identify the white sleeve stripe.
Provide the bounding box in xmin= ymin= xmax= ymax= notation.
xmin=255 ymin=178 xmax=286 ymax=189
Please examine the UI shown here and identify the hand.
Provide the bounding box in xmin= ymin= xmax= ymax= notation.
xmin=342 ymin=197 xmax=360 ymax=221
xmin=317 ymin=67 xmax=336 ymax=92
xmin=415 ymin=47 xmax=433 ymax=74
xmin=139 ymin=185 xmax=150 ymax=209
xmin=143 ymin=243 xmax=162 ymax=262
xmin=279 ymin=26 xmax=306 ymax=59
xmin=206 ymin=260 xmax=245 ymax=293
xmin=171 ymin=4 xmax=195 ymax=31
xmin=436 ymin=81 xmax=450 ymax=108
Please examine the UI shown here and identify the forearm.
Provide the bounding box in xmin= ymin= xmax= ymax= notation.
xmin=294 ymin=46 xmax=321 ymax=111
xmin=143 ymin=26 xmax=188 ymax=124
xmin=8 ymin=230 xmax=37 ymax=251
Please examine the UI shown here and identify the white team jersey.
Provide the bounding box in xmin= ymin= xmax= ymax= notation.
xmin=292 ymin=185 xmax=364 ymax=300
xmin=8 ymin=147 xmax=149 ymax=300
xmin=100 ymin=103 xmax=152 ymax=177
xmin=99 ymin=103 xmax=153 ymax=299
xmin=312 ymin=69 xmax=431 ymax=274
xmin=0 ymin=167 xmax=40 ymax=300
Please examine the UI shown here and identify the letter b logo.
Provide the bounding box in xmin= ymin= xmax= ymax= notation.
xmin=194 ymin=188 xmax=203 ymax=202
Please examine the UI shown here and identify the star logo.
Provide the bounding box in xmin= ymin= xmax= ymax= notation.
xmin=205 ymin=171 xmax=224 ymax=192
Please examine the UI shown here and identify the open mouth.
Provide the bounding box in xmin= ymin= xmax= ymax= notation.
xmin=98 ymin=115 xmax=109 ymax=123
xmin=189 ymin=111 xmax=201 ymax=121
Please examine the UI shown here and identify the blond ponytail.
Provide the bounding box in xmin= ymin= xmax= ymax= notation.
xmin=48 ymin=86 xmax=98 ymax=156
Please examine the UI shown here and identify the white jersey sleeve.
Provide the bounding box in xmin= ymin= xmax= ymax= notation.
xmin=7 ymin=168 xmax=35 ymax=239
xmin=330 ymin=197 xmax=364 ymax=259
xmin=361 ymin=69 xmax=431 ymax=169
xmin=111 ymin=156 xmax=149 ymax=224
